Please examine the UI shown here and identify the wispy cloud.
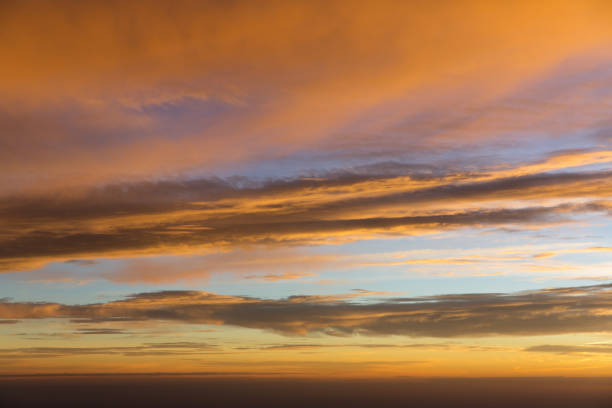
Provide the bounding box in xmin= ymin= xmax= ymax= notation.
xmin=525 ymin=344 xmax=612 ymax=355
xmin=243 ymin=273 xmax=316 ymax=282
xmin=0 ymin=342 xmax=218 ymax=359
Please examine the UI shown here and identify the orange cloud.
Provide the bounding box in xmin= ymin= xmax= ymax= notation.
xmin=1 ymin=151 xmax=610 ymax=273
xmin=243 ymin=273 xmax=316 ymax=282
xmin=99 ymin=249 xmax=334 ymax=284
xmin=1 ymin=1 xmax=612 ymax=193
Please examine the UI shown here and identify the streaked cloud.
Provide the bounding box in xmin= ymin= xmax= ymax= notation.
xmin=0 ymin=342 xmax=218 ymax=359
xmin=243 ymin=273 xmax=316 ymax=282
xmin=0 ymin=320 xmax=19 ymax=324
xmin=2 ymin=283 xmax=612 ymax=337
xmin=525 ymin=344 xmax=612 ymax=355
xmin=2 ymin=150 xmax=609 ymax=272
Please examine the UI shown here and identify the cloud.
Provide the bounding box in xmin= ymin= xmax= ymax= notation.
xmin=99 ymin=249 xmax=333 ymax=284
xmin=3 ymin=150 xmax=610 ymax=224
xmin=0 ymin=342 xmax=218 ymax=359
xmin=75 ymin=328 xmax=126 ymax=335
xmin=243 ymin=273 xmax=316 ymax=282
xmin=0 ymin=204 xmax=588 ymax=272
xmin=525 ymin=344 xmax=612 ymax=355
xmin=103 ymin=258 xmax=211 ymax=285
xmin=2 ymin=283 xmax=612 ymax=338
xmin=2 ymin=0 xmax=612 ymax=379
xmin=236 ymin=342 xmax=467 ymax=351
xmin=1 ymin=151 xmax=609 ymax=272
xmin=1 ymin=1 xmax=612 ymax=193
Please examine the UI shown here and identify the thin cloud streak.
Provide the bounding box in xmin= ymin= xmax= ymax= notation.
xmin=525 ymin=344 xmax=612 ymax=355
xmin=0 ymin=342 xmax=219 ymax=360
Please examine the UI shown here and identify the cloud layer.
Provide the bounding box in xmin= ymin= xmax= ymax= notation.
xmin=2 ymin=283 xmax=612 ymax=337
xmin=2 ymin=149 xmax=610 ymax=272
xmin=1 ymin=0 xmax=612 ymax=379
xmin=2 ymin=1 xmax=612 ymax=193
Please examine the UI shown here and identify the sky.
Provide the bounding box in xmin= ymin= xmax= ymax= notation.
xmin=0 ymin=0 xmax=611 ymax=378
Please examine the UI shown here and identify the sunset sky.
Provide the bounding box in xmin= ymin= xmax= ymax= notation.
xmin=1 ymin=0 xmax=612 ymax=379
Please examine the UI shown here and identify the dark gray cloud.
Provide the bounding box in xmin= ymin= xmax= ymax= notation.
xmin=2 ymin=283 xmax=612 ymax=338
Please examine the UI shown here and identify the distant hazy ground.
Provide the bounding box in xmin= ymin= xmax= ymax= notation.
xmin=1 ymin=376 xmax=611 ymax=407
